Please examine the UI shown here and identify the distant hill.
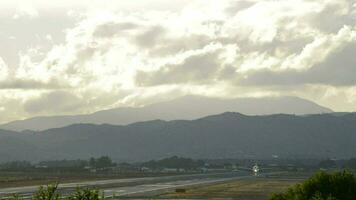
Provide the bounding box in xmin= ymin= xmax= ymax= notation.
xmin=0 ymin=96 xmax=332 ymax=131
xmin=0 ymin=112 xmax=355 ymax=163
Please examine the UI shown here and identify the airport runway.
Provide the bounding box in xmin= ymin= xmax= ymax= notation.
xmin=104 ymin=174 xmax=254 ymax=198
xmin=0 ymin=172 xmax=251 ymax=199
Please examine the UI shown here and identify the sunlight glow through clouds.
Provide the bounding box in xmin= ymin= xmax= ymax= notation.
xmin=0 ymin=57 xmax=8 ymax=81
xmin=0 ymin=0 xmax=356 ymax=122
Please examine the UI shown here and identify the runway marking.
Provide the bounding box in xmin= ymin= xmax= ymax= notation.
xmin=110 ymin=175 xmax=254 ymax=198
xmin=0 ymin=172 xmax=264 ymax=199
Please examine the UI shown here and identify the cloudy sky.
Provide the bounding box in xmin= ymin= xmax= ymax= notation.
xmin=0 ymin=0 xmax=356 ymax=123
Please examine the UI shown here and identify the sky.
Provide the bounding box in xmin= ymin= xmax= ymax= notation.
xmin=0 ymin=0 xmax=356 ymax=123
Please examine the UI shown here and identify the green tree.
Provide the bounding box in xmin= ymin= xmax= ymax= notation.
xmin=347 ymin=158 xmax=356 ymax=169
xmin=33 ymin=184 xmax=60 ymax=200
xmin=88 ymin=156 xmax=114 ymax=169
xmin=318 ymin=159 xmax=337 ymax=169
xmin=1 ymin=185 xmax=106 ymax=200
xmin=89 ymin=157 xmax=96 ymax=167
xmin=95 ymin=156 xmax=113 ymax=169
xmin=0 ymin=161 xmax=33 ymax=171
xmin=5 ymin=194 xmax=23 ymax=200
xmin=67 ymin=188 xmax=105 ymax=200
xmin=269 ymin=170 xmax=356 ymax=200
xmin=142 ymin=156 xmax=204 ymax=170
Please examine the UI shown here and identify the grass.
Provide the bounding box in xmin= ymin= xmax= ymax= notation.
xmin=0 ymin=172 xmax=107 ymax=188
xmin=0 ymin=171 xmax=185 ymax=188
xmin=158 ymin=177 xmax=303 ymax=200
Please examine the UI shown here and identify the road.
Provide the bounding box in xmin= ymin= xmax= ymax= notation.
xmin=0 ymin=172 xmax=252 ymax=199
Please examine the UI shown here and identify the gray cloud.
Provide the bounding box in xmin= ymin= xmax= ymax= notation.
xmin=305 ymin=1 xmax=356 ymax=33
xmin=134 ymin=26 xmax=166 ymax=48
xmin=149 ymin=34 xmax=213 ymax=57
xmin=225 ymin=0 xmax=256 ymax=16
xmin=93 ymin=22 xmax=139 ymax=38
xmin=0 ymin=79 xmax=69 ymax=90
xmin=238 ymin=41 xmax=356 ymax=86
xmin=1 ymin=0 xmax=356 ymax=123
xmin=136 ymin=49 xmax=222 ymax=86
xmin=24 ymin=91 xmax=83 ymax=114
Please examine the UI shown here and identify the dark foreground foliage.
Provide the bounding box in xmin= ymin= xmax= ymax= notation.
xmin=67 ymin=188 xmax=105 ymax=200
xmin=3 ymin=184 xmax=105 ymax=200
xmin=269 ymin=170 xmax=356 ymax=200
xmin=33 ymin=184 xmax=60 ymax=200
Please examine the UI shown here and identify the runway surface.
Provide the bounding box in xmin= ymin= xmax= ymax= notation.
xmin=104 ymin=174 xmax=253 ymax=198
xmin=0 ymin=172 xmax=252 ymax=199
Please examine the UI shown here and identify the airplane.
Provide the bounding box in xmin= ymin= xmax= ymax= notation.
xmin=233 ymin=163 xmax=260 ymax=176
xmin=252 ymin=164 xmax=260 ymax=174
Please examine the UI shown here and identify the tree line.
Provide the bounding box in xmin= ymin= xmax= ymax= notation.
xmin=0 ymin=156 xmax=115 ymax=172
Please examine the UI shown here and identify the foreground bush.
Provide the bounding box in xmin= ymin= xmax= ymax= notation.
xmin=68 ymin=188 xmax=105 ymax=200
xmin=269 ymin=170 xmax=356 ymax=200
xmin=4 ymin=184 xmax=105 ymax=200
xmin=33 ymin=184 xmax=60 ymax=200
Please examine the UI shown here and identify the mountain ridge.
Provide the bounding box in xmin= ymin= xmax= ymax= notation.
xmin=0 ymin=95 xmax=332 ymax=131
xmin=0 ymin=112 xmax=355 ymax=163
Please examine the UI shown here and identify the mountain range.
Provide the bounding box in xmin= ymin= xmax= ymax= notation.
xmin=0 ymin=96 xmax=332 ymax=131
xmin=0 ymin=112 xmax=355 ymax=163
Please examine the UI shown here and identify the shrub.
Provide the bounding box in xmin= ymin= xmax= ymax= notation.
xmin=269 ymin=170 xmax=356 ymax=200
xmin=33 ymin=184 xmax=61 ymax=200
xmin=67 ymin=188 xmax=105 ymax=200
xmin=6 ymin=194 xmax=23 ymax=200
xmin=1 ymin=184 xmax=105 ymax=200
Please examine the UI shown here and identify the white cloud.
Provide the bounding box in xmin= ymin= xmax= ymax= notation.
xmin=45 ymin=34 xmax=52 ymax=41
xmin=0 ymin=57 xmax=9 ymax=81
xmin=0 ymin=0 xmax=356 ymax=123
xmin=238 ymin=27 xmax=356 ymax=86
xmin=13 ymin=2 xmax=39 ymax=19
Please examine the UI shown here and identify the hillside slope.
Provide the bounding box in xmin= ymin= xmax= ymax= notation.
xmin=0 ymin=96 xmax=332 ymax=131
xmin=0 ymin=112 xmax=354 ymax=162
